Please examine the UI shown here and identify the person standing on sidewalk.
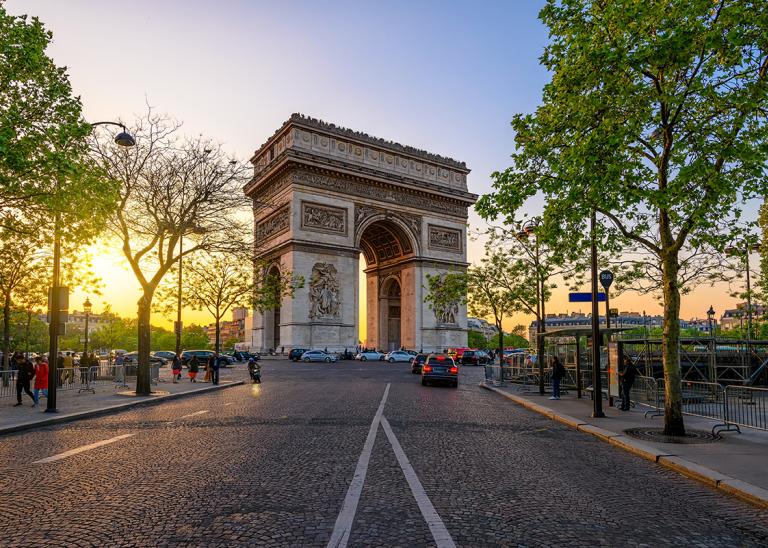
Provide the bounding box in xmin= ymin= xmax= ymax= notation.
xmin=619 ymin=356 xmax=639 ymax=411
xmin=208 ymin=353 xmax=220 ymax=385
xmin=62 ymin=352 xmax=75 ymax=385
xmin=188 ymin=355 xmax=199 ymax=382
xmin=33 ymin=356 xmax=48 ymax=407
xmin=171 ymin=353 xmax=182 ymax=383
xmin=13 ymin=352 xmax=35 ymax=407
xmin=549 ymin=356 xmax=565 ymax=400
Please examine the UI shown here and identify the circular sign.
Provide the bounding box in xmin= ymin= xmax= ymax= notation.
xmin=599 ymin=270 xmax=614 ymax=289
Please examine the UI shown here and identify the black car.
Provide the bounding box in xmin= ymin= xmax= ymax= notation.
xmin=420 ymin=354 xmax=459 ymax=388
xmin=410 ymin=354 xmax=428 ymax=374
xmin=460 ymin=350 xmax=490 ymax=366
xmin=289 ymin=348 xmax=309 ymax=362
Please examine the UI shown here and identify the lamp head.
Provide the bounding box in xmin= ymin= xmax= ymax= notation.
xmin=83 ymin=298 xmax=92 ymax=313
xmin=114 ymin=131 xmax=136 ymax=147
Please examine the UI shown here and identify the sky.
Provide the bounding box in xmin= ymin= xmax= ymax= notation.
xmin=5 ymin=0 xmax=757 ymax=333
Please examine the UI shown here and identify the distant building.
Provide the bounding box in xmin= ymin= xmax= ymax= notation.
xmin=467 ymin=317 xmax=499 ymax=340
xmin=206 ymin=307 xmax=250 ymax=348
xmin=40 ymin=310 xmax=113 ymax=335
xmin=720 ymin=302 xmax=768 ymax=331
xmin=527 ymin=311 xmax=668 ymax=344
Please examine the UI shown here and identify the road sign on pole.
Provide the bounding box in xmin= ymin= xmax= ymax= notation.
xmin=599 ymin=270 xmax=614 ymax=290
xmin=569 ymin=292 xmax=606 ymax=303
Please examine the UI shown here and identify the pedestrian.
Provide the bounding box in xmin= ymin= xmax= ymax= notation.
xmin=33 ymin=356 xmax=48 ymax=407
xmin=203 ymin=355 xmax=212 ymax=383
xmin=619 ymin=356 xmax=639 ymax=411
xmin=62 ymin=352 xmax=75 ymax=385
xmin=114 ymin=352 xmax=125 ymax=386
xmin=79 ymin=351 xmax=90 ymax=385
xmin=549 ymin=356 xmax=565 ymax=400
xmin=188 ymin=355 xmax=199 ymax=382
xmin=56 ymin=351 xmax=64 ymax=387
xmin=208 ymin=353 xmax=220 ymax=385
xmin=171 ymin=353 xmax=182 ymax=383
xmin=13 ymin=352 xmax=35 ymax=407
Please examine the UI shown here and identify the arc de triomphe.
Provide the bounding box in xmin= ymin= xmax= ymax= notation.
xmin=244 ymin=114 xmax=477 ymax=353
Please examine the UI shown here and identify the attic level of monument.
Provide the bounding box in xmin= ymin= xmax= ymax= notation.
xmin=243 ymin=114 xmax=477 ymax=209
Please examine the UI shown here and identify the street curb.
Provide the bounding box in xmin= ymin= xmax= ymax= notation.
xmin=479 ymin=382 xmax=768 ymax=510
xmin=0 ymin=381 xmax=245 ymax=436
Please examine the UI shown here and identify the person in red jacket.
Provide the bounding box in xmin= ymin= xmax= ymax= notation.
xmin=33 ymin=356 xmax=49 ymax=407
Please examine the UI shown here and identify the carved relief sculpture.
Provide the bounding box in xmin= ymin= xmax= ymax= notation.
xmin=256 ymin=205 xmax=290 ymax=241
xmin=309 ymin=263 xmax=341 ymax=320
xmin=301 ymin=202 xmax=347 ymax=235
xmin=434 ymin=301 xmax=459 ymax=325
xmin=428 ymin=224 xmax=462 ymax=253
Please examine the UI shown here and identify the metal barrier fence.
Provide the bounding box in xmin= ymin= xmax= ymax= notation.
xmin=722 ymin=385 xmax=768 ymax=433
xmin=1 ymin=370 xmax=17 ymax=398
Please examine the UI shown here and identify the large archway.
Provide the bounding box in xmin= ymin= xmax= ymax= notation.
xmin=262 ymin=264 xmax=282 ymax=352
xmin=358 ymin=218 xmax=416 ymax=351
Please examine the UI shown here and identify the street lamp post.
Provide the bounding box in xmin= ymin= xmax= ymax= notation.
xmin=707 ymin=305 xmax=716 ymax=382
xmin=46 ymin=122 xmax=135 ymax=413
xmin=83 ymin=298 xmax=91 ymax=356
xmin=725 ymin=239 xmax=760 ymax=341
xmin=590 ymin=209 xmax=605 ymax=418
xmin=518 ymin=219 xmax=546 ymax=395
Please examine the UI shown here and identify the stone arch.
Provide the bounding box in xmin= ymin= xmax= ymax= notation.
xmin=261 ymin=263 xmax=282 ymax=352
xmin=355 ymin=214 xmax=421 ymax=265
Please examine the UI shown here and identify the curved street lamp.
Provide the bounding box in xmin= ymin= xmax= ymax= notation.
xmin=46 ymin=122 xmax=135 ymax=413
xmin=516 ymin=218 xmax=546 ymax=395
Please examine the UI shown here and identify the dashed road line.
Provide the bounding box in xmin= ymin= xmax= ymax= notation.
xmin=179 ymin=410 xmax=209 ymax=419
xmin=381 ymin=416 xmax=456 ymax=548
xmin=327 ymin=383 xmax=391 ymax=548
xmin=34 ymin=434 xmax=135 ymax=464
xmin=223 ymin=403 xmax=234 ymax=407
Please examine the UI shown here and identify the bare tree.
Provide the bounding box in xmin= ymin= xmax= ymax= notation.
xmin=90 ymin=110 xmax=251 ymax=395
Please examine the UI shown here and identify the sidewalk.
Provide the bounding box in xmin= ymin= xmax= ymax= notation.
xmin=0 ymin=367 xmax=246 ymax=435
xmin=481 ymin=381 xmax=768 ymax=509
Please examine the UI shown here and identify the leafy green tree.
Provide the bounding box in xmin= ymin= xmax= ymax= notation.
xmin=466 ymin=248 xmax=517 ymax=364
xmin=478 ymin=0 xmax=768 ymax=436
xmin=424 ymin=271 xmax=467 ymax=326
xmin=467 ymin=330 xmax=487 ymax=349
xmin=181 ymin=324 xmax=209 ymax=350
xmin=90 ymin=112 xmax=250 ymax=395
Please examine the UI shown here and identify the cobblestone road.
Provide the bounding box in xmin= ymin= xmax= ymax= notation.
xmin=0 ymin=361 xmax=766 ymax=547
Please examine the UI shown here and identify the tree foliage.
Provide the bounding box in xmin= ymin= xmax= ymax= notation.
xmin=477 ymin=0 xmax=768 ymax=436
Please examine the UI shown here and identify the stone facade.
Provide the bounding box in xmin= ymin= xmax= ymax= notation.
xmin=245 ymin=114 xmax=477 ymax=353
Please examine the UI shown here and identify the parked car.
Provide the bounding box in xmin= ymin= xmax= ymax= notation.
xmin=356 ymin=350 xmax=385 ymax=362
xmin=289 ymin=348 xmax=309 ymax=362
xmin=300 ymin=350 xmax=338 ymax=363
xmin=231 ymin=351 xmax=250 ymax=362
xmin=123 ymin=352 xmax=168 ymax=367
xmin=410 ymin=353 xmax=428 ymax=374
xmin=181 ymin=350 xmax=215 ymax=366
xmin=460 ymin=350 xmax=490 ymax=366
xmin=153 ymin=351 xmax=178 ymax=362
xmin=421 ymin=354 xmax=459 ymax=387
xmin=447 ymin=347 xmax=471 ymax=360
xmin=384 ymin=350 xmax=412 ymax=363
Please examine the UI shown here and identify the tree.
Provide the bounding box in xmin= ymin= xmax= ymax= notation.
xmin=181 ymin=324 xmax=210 ymax=350
xmin=90 ymin=111 xmax=251 ymax=395
xmin=165 ymin=255 xmax=253 ymax=354
xmin=466 ymin=248 xmax=517 ymax=364
xmin=478 ymin=0 xmax=768 ymax=436
xmin=424 ymin=271 xmax=467 ymax=326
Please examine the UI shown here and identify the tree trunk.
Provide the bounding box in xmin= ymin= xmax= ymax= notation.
xmin=136 ymin=291 xmax=153 ymax=396
xmin=215 ymin=315 xmax=221 ymax=354
xmin=2 ymin=293 xmax=10 ymax=384
xmin=497 ymin=320 xmax=503 ymax=366
xmin=661 ymin=252 xmax=685 ymax=436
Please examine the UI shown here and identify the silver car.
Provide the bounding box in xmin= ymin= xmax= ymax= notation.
xmin=384 ymin=350 xmax=413 ymax=363
xmin=356 ymin=350 xmax=385 ymax=361
xmin=300 ymin=350 xmax=338 ymax=363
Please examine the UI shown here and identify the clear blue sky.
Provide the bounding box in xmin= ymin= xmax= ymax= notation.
xmin=6 ymin=0 xmax=744 ymax=325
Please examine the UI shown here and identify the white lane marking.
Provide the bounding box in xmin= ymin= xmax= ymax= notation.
xmin=223 ymin=403 xmax=234 ymax=407
xmin=380 ymin=416 xmax=456 ymax=548
xmin=34 ymin=434 xmax=135 ymax=464
xmin=179 ymin=410 xmax=209 ymax=419
xmin=327 ymin=383 xmax=391 ymax=548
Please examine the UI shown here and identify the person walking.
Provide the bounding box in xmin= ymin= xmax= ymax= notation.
xmin=114 ymin=352 xmax=125 ymax=386
xmin=549 ymin=355 xmax=565 ymax=400
xmin=208 ymin=353 xmax=220 ymax=385
xmin=619 ymin=356 xmax=639 ymax=411
xmin=62 ymin=352 xmax=75 ymax=385
xmin=188 ymin=355 xmax=199 ymax=382
xmin=13 ymin=352 xmax=35 ymax=407
xmin=33 ymin=356 xmax=48 ymax=407
xmin=171 ymin=353 xmax=182 ymax=383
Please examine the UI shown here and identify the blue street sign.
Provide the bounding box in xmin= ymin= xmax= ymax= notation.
xmin=569 ymin=292 xmax=606 ymax=303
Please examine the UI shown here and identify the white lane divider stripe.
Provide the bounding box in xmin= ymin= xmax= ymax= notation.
xmin=327 ymin=383 xmax=391 ymax=548
xmin=380 ymin=416 xmax=456 ymax=548
xmin=223 ymin=403 xmax=234 ymax=407
xmin=34 ymin=434 xmax=135 ymax=464
xmin=179 ymin=410 xmax=209 ymax=419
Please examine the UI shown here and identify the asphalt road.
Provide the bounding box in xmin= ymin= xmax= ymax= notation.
xmin=0 ymin=361 xmax=766 ymax=547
